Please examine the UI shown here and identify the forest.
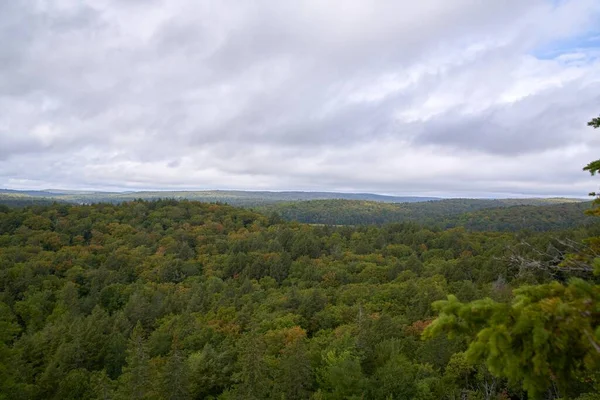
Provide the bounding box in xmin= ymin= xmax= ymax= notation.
xmin=253 ymin=199 xmax=593 ymax=231
xmin=0 ymin=197 xmax=599 ymax=399
xmin=1 ymin=191 xmax=592 ymax=233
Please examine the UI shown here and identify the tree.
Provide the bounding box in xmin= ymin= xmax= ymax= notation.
xmin=272 ymin=332 xmax=313 ymax=400
xmin=0 ymin=303 xmax=20 ymax=399
xmin=316 ymin=350 xmax=367 ymax=400
xmin=90 ymin=370 xmax=116 ymax=400
xmin=231 ymin=333 xmax=271 ymax=400
xmin=583 ymin=114 xmax=600 ymax=195
xmin=424 ymin=115 xmax=600 ymax=399
xmin=588 ymin=115 xmax=600 ymax=129
xmin=159 ymin=337 xmax=190 ymax=400
xmin=118 ymin=322 xmax=154 ymax=400
xmin=424 ymin=284 xmax=599 ymax=398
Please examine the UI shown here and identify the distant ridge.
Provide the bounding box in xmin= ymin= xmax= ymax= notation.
xmin=253 ymin=198 xmax=594 ymax=230
xmin=0 ymin=188 xmax=588 ymax=208
xmin=0 ymin=189 xmax=438 ymax=206
xmin=98 ymin=190 xmax=440 ymax=203
xmin=0 ymin=189 xmax=591 ymax=231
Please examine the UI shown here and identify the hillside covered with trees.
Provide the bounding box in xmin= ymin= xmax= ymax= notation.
xmin=0 ymin=198 xmax=598 ymax=399
xmin=0 ymin=189 xmax=437 ymax=207
xmin=2 ymin=192 xmax=590 ymax=233
xmin=255 ymin=199 xmax=592 ymax=231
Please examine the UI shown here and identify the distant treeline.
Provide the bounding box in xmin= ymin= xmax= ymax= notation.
xmin=0 ymin=189 xmax=437 ymax=206
xmin=253 ymin=199 xmax=594 ymax=231
xmin=2 ymin=193 xmax=590 ymax=232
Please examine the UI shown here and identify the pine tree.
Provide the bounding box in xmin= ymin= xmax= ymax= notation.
xmin=273 ymin=338 xmax=313 ymax=400
xmin=425 ymin=114 xmax=600 ymax=399
xmin=159 ymin=336 xmax=190 ymax=400
xmin=232 ymin=333 xmax=271 ymax=400
xmin=118 ymin=321 xmax=154 ymax=400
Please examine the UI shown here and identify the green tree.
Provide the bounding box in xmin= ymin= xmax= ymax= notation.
xmin=273 ymin=336 xmax=313 ymax=400
xmin=584 ymin=113 xmax=600 ymax=201
xmin=90 ymin=370 xmax=116 ymax=400
xmin=55 ymin=368 xmax=92 ymax=400
xmin=0 ymin=303 xmax=21 ymax=399
xmin=159 ymin=338 xmax=190 ymax=400
xmin=118 ymin=321 xmax=155 ymax=400
xmin=232 ymin=333 xmax=271 ymax=400
xmin=425 ymin=114 xmax=600 ymax=399
xmin=316 ymin=350 xmax=367 ymax=400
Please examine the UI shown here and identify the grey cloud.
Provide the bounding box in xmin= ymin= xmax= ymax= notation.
xmin=415 ymin=82 xmax=600 ymax=155
xmin=1 ymin=0 xmax=599 ymax=196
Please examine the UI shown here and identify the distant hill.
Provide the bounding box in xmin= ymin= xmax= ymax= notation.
xmin=1 ymin=189 xmax=591 ymax=231
xmin=0 ymin=192 xmax=64 ymax=207
xmin=253 ymin=198 xmax=593 ymax=231
xmin=452 ymin=202 xmax=595 ymax=231
xmin=0 ymin=189 xmax=61 ymax=197
xmin=0 ymin=189 xmax=437 ymax=206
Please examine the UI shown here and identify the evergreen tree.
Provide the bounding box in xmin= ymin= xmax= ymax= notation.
xmin=273 ymin=338 xmax=313 ymax=400
xmin=118 ymin=321 xmax=154 ymax=400
xmin=159 ymin=337 xmax=190 ymax=400
xmin=425 ymin=114 xmax=600 ymax=399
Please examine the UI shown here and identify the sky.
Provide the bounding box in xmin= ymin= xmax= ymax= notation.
xmin=1 ymin=0 xmax=600 ymax=198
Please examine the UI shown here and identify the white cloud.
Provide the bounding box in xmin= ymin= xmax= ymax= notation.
xmin=0 ymin=0 xmax=599 ymax=196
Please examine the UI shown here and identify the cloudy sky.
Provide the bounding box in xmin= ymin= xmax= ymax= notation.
xmin=1 ymin=0 xmax=600 ymax=197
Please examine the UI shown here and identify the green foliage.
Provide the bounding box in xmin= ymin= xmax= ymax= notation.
xmin=0 ymin=199 xmax=596 ymax=399
xmin=585 ymin=115 xmax=600 ymax=205
xmin=316 ymin=350 xmax=367 ymax=399
xmin=424 ymin=280 xmax=600 ymax=398
xmin=425 ymin=115 xmax=600 ymax=400
xmin=118 ymin=321 xmax=154 ymax=399
xmin=254 ymin=198 xmax=593 ymax=231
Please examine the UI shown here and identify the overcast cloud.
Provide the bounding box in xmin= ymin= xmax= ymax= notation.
xmin=1 ymin=0 xmax=600 ymax=197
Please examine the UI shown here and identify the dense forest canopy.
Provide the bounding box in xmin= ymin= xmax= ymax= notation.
xmin=254 ymin=199 xmax=593 ymax=231
xmin=1 ymin=192 xmax=591 ymax=232
xmin=0 ymin=197 xmax=598 ymax=399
